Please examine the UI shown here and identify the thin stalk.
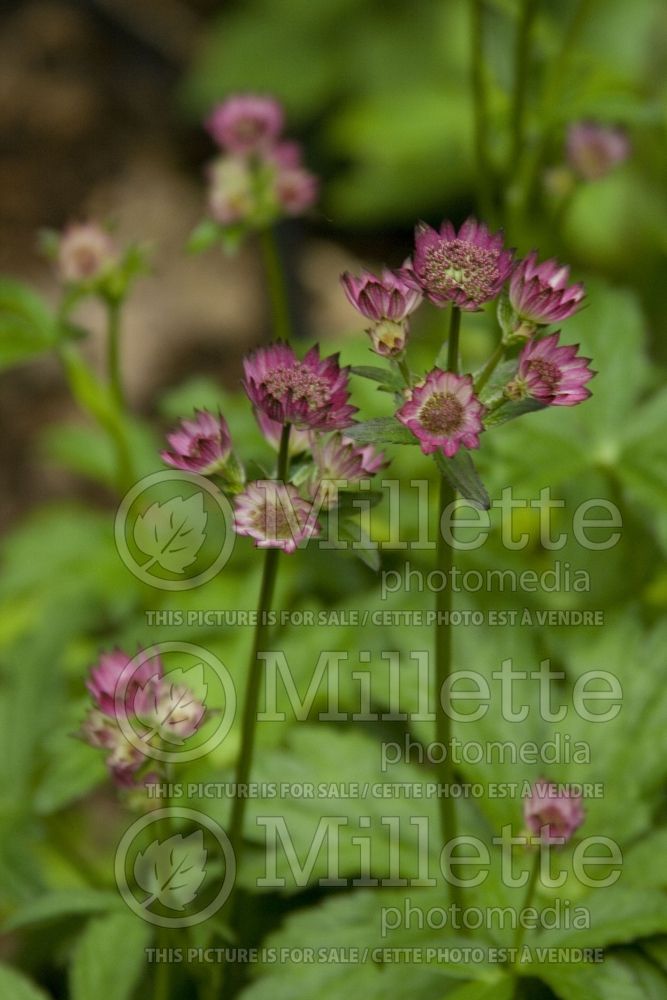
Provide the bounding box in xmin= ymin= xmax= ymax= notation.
xmin=259 ymin=227 xmax=292 ymax=341
xmin=470 ymin=0 xmax=494 ymax=219
xmin=226 ymin=423 xmax=291 ymax=891
xmin=106 ymin=296 xmax=125 ymax=409
xmin=512 ymin=849 xmax=541 ymax=980
xmin=154 ymin=766 xmax=173 ymax=1000
xmin=474 ymin=339 xmax=505 ymax=393
xmin=434 ymin=306 xmax=462 ymax=912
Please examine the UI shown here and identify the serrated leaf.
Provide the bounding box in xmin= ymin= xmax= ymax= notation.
xmin=134 ymin=831 xmax=207 ymax=911
xmin=133 ymin=494 xmax=207 ymax=573
xmin=350 ymin=365 xmax=404 ymax=392
xmin=0 ymin=963 xmax=50 ymax=1000
xmin=344 ymin=417 xmax=417 ymax=446
xmin=433 ymin=450 xmax=490 ymax=509
xmin=70 ymin=912 xmax=151 ymax=1000
xmin=537 ymin=954 xmax=664 ymax=1000
xmin=337 ymin=517 xmax=381 ymax=572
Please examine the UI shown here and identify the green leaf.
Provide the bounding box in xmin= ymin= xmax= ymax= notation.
xmin=344 ymin=417 xmax=417 ymax=446
xmin=350 ymin=365 xmax=405 ymax=392
xmin=4 ymin=889 xmax=122 ymax=931
xmin=539 ymin=888 xmax=667 ymax=950
xmin=484 ymin=397 xmax=546 ymax=427
xmin=0 ymin=279 xmax=60 ymax=370
xmin=433 ymin=450 xmax=490 ymax=509
xmin=537 ymin=954 xmax=666 ymax=1000
xmin=187 ymin=219 xmax=224 ymax=254
xmin=446 ymin=977 xmax=513 ymax=1000
xmin=133 ymin=494 xmax=208 ymax=574
xmin=70 ymin=912 xmax=151 ymax=1000
xmin=134 ymin=832 xmax=207 ymax=912
xmin=0 ymin=963 xmax=51 ymax=1000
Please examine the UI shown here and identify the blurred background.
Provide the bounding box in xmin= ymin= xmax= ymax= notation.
xmin=1 ymin=1 xmax=667 ymax=998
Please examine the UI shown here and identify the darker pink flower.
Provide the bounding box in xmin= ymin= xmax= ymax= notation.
xmin=396 ymin=369 xmax=486 ymax=457
xmin=511 ymin=332 xmax=595 ymax=406
xmin=411 ymin=218 xmax=514 ymax=310
xmin=205 ymin=94 xmax=284 ymax=154
xmin=161 ymin=410 xmax=234 ymax=476
xmin=566 ymin=121 xmax=630 ymax=181
xmin=341 ymin=268 xmax=422 ymax=323
xmin=510 ymin=252 xmax=585 ymax=326
xmin=86 ymin=648 xmax=163 ymax=718
xmin=310 ymin=433 xmax=388 ymax=507
xmin=234 ymin=481 xmax=320 ymax=553
xmin=524 ymin=780 xmax=585 ymax=845
xmin=243 ymin=341 xmax=357 ymax=431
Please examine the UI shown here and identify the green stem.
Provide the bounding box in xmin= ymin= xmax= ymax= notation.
xmin=512 ymin=849 xmax=541 ymax=980
xmin=434 ymin=305 xmax=462 ymax=913
xmin=154 ymin=768 xmax=173 ymax=1000
xmin=474 ymin=339 xmax=505 ymax=393
xmin=259 ymin=227 xmax=292 ymax=341
xmin=510 ymin=0 xmax=538 ymax=170
xmin=226 ymin=423 xmax=291 ymax=897
xmin=106 ymin=296 xmax=125 ymax=410
xmin=470 ymin=0 xmax=494 ymax=219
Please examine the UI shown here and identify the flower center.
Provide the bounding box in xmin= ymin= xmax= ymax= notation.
xmin=527 ymin=358 xmax=561 ymax=391
xmin=263 ymin=364 xmax=330 ymax=410
xmin=252 ymin=493 xmax=298 ymax=540
xmin=419 ymin=392 xmax=464 ymax=435
xmin=423 ymin=239 xmax=499 ymax=302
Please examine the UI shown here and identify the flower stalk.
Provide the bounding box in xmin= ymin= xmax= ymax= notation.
xmin=259 ymin=227 xmax=292 ymax=342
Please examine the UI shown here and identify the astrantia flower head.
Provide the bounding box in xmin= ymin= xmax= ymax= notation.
xmin=205 ymin=94 xmax=284 ymax=155
xmin=234 ymin=481 xmax=320 ymax=553
xmin=566 ymin=121 xmax=630 ymax=182
xmin=412 ymin=218 xmax=514 ymax=310
xmin=509 ymin=252 xmax=585 ymax=328
xmin=341 ymin=267 xmax=422 ymax=359
xmin=508 ymin=332 xmax=595 ymax=406
xmin=273 ymin=165 xmax=318 ymax=216
xmin=243 ymin=341 xmax=357 ymax=431
xmin=524 ymin=780 xmax=585 ymax=845
xmin=135 ymin=677 xmax=206 ymax=742
xmin=86 ymin=648 xmax=163 ymax=718
xmin=161 ymin=410 xmax=241 ymax=483
xmin=58 ymin=222 xmax=117 ymax=284
xmin=207 ymin=155 xmax=256 ymax=225
xmin=397 ymin=369 xmax=486 ymax=457
xmin=309 ymin=433 xmax=388 ymax=508
xmin=79 ymin=708 xmax=145 ymax=788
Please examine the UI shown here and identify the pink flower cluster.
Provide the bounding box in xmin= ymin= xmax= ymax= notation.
xmin=162 ymin=341 xmax=386 ymax=554
xmin=80 ymin=648 xmax=206 ymax=787
xmin=205 ymin=94 xmax=317 ymax=228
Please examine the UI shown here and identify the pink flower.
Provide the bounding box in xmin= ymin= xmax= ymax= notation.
xmin=206 ymin=155 xmax=255 ymax=225
xmin=234 ymin=481 xmax=320 ymax=553
xmin=255 ymin=410 xmax=312 ymax=455
xmin=524 ymin=780 xmax=585 ymax=845
xmin=205 ymin=94 xmax=284 ymax=154
xmin=86 ymin=648 xmax=163 ymax=718
xmin=412 ymin=218 xmax=514 ymax=310
xmin=511 ymin=332 xmax=595 ymax=406
xmin=57 ymin=222 xmax=117 ymax=284
xmin=341 ymin=268 xmax=422 ymax=323
xmin=509 ymin=252 xmax=585 ymax=326
xmin=161 ymin=410 xmax=236 ymax=477
xmin=310 ymin=434 xmax=388 ymax=507
xmin=396 ymin=369 xmax=486 ymax=457
xmin=135 ymin=677 xmax=206 ymax=743
xmin=243 ymin=341 xmax=357 ymax=431
xmin=79 ymin=708 xmax=146 ymax=788
xmin=566 ymin=121 xmax=630 ymax=181
xmin=273 ymin=165 xmax=318 ymax=216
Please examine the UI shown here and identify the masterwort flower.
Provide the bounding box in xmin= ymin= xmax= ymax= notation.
xmin=508 ymin=332 xmax=595 ymax=406
xmin=206 ymin=156 xmax=256 ymax=225
xmin=524 ymin=780 xmax=585 ymax=845
xmin=234 ymin=481 xmax=320 ymax=553
xmin=161 ymin=410 xmax=243 ymax=486
xmin=57 ymin=222 xmax=117 ymax=284
xmin=341 ymin=267 xmax=422 ymax=357
xmin=566 ymin=121 xmax=630 ymax=181
xmin=243 ymin=341 xmax=357 ymax=431
xmin=205 ymin=94 xmax=284 ymax=154
xmin=309 ymin=433 xmax=387 ymax=507
xmin=86 ymin=648 xmax=163 ymax=718
xmin=509 ymin=252 xmax=585 ymax=329
xmin=412 ymin=218 xmax=514 ymax=310
xmin=397 ymin=369 xmax=486 ymax=457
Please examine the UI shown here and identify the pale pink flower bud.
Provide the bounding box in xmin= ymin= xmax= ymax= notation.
xmin=524 ymin=780 xmax=585 ymax=845
xmin=57 ymin=222 xmax=117 ymax=284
